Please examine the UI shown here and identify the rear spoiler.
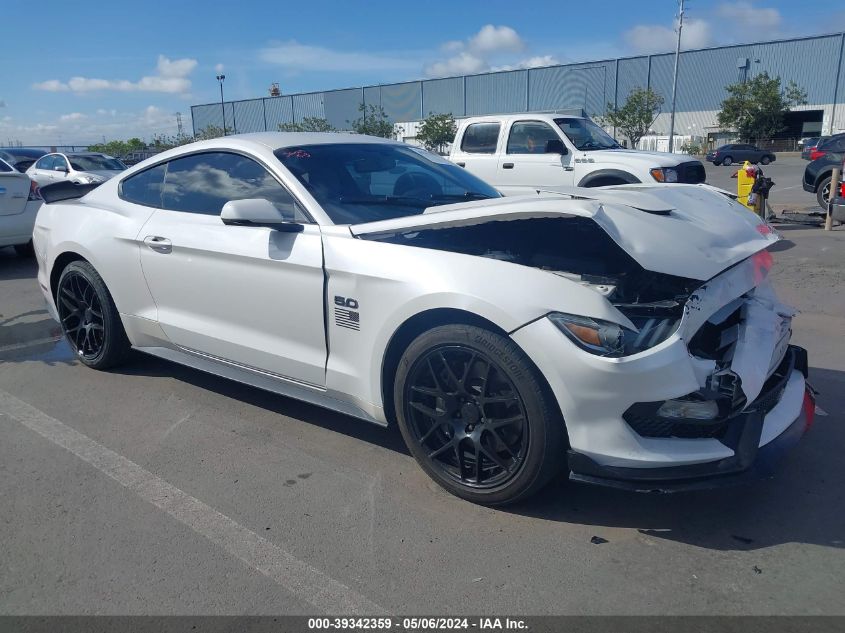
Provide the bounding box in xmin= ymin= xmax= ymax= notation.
xmin=40 ymin=180 xmax=101 ymax=204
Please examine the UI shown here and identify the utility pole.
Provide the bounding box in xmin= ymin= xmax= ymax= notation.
xmin=667 ymin=0 xmax=684 ymax=154
xmin=175 ymin=112 xmax=184 ymax=138
xmin=216 ymin=74 xmax=227 ymax=135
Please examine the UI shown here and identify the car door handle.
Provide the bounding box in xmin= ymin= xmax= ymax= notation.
xmin=144 ymin=236 xmax=172 ymax=254
xmin=564 ymin=166 xmax=574 ymax=171
xmin=502 ymin=163 xmax=514 ymax=169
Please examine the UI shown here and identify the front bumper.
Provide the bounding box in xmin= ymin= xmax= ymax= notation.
xmin=567 ymin=345 xmax=812 ymax=492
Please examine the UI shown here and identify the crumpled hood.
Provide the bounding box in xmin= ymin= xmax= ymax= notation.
xmin=350 ymin=184 xmax=778 ymax=282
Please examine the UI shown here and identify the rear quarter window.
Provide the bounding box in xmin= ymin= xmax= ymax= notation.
xmin=119 ymin=163 xmax=166 ymax=208
xmin=460 ymin=123 xmax=501 ymax=154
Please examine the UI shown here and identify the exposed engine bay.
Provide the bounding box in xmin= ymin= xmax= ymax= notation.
xmin=366 ymin=216 xmax=701 ymax=318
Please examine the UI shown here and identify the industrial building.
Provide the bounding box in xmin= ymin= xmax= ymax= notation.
xmin=191 ymin=32 xmax=845 ymax=151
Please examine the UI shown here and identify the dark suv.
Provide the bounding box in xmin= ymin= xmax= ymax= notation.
xmin=803 ymin=134 xmax=845 ymax=208
xmin=705 ymin=144 xmax=776 ymax=166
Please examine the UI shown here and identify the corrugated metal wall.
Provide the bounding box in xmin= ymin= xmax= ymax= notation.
xmin=191 ymin=33 xmax=845 ymax=136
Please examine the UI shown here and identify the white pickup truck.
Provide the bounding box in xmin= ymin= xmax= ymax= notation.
xmin=449 ymin=113 xmax=706 ymax=194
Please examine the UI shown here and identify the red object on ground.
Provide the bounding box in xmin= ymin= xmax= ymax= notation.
xmin=803 ymin=389 xmax=816 ymax=430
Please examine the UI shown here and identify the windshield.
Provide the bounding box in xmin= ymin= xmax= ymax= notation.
xmin=274 ymin=143 xmax=500 ymax=224
xmin=554 ymin=117 xmax=621 ymax=151
xmin=69 ymin=155 xmax=126 ymax=171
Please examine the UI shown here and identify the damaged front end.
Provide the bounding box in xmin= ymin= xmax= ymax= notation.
xmin=354 ymin=187 xmax=810 ymax=490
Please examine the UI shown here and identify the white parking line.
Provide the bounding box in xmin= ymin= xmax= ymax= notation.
xmin=0 ymin=389 xmax=386 ymax=615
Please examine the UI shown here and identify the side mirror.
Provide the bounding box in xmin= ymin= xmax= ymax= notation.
xmin=54 ymin=164 xmax=68 ymax=172
xmin=545 ymin=139 xmax=567 ymax=155
xmin=221 ymin=198 xmax=304 ymax=232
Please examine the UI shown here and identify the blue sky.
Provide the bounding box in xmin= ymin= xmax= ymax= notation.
xmin=0 ymin=0 xmax=836 ymax=144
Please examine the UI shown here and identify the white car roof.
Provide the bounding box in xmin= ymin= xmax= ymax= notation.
xmin=220 ymin=132 xmax=403 ymax=150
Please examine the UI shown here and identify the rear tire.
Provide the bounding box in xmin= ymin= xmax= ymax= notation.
xmin=56 ymin=261 xmax=131 ymax=370
xmin=722 ymin=156 xmax=733 ymax=166
xmin=13 ymin=241 xmax=34 ymax=257
xmin=817 ymin=176 xmax=832 ymax=209
xmin=760 ymin=156 xmax=771 ymax=165
xmin=394 ymin=324 xmax=565 ymax=506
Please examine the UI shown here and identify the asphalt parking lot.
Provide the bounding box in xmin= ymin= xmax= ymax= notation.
xmin=1 ymin=158 xmax=843 ymax=615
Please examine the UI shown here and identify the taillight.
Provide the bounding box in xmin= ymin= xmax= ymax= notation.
xmin=28 ymin=180 xmax=42 ymax=201
xmin=810 ymin=147 xmax=826 ymax=161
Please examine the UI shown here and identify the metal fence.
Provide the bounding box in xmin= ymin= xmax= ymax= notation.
xmin=192 ymin=33 xmax=845 ymax=137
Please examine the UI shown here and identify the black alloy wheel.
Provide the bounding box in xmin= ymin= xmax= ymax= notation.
xmin=404 ymin=345 xmax=528 ymax=489
xmin=56 ymin=261 xmax=131 ymax=369
xmin=394 ymin=324 xmax=565 ymax=505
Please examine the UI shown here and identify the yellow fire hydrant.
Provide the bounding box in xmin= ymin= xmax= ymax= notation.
xmin=736 ymin=161 xmax=758 ymax=211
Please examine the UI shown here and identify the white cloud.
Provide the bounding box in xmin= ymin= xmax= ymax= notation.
xmin=468 ymin=25 xmax=524 ymax=54
xmin=260 ymin=41 xmax=418 ymax=72
xmin=32 ymin=55 xmax=197 ymax=94
xmin=717 ymin=2 xmax=781 ymax=29
xmin=425 ymin=25 xmax=556 ymax=78
xmin=493 ymin=55 xmax=561 ymax=72
xmin=32 ymin=79 xmax=68 ymax=92
xmin=624 ymin=17 xmax=712 ymax=54
xmin=425 ymin=52 xmax=488 ymax=77
xmin=59 ymin=112 xmax=87 ymax=122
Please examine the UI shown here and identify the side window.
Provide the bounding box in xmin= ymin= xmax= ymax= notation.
xmin=120 ymin=163 xmax=166 ymax=208
xmin=460 ymin=123 xmax=500 ymax=154
xmin=35 ymin=155 xmax=55 ymax=170
xmin=507 ymin=121 xmax=561 ymax=154
xmin=0 ymin=159 xmax=11 ymax=173
xmin=54 ymin=155 xmax=69 ymax=170
xmin=161 ymin=152 xmax=305 ymax=220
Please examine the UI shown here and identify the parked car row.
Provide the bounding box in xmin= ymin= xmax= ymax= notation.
xmin=1 ymin=150 xmax=126 ymax=257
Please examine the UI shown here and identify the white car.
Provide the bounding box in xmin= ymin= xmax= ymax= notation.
xmin=32 ymin=133 xmax=812 ymax=505
xmin=450 ymin=113 xmax=706 ymax=194
xmin=0 ymin=157 xmax=42 ymax=255
xmin=26 ymin=151 xmax=126 ymax=187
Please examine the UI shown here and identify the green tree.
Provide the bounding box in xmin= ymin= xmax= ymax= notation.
xmin=349 ymin=103 xmax=393 ymax=138
xmin=716 ymin=73 xmax=808 ymax=142
xmin=602 ymin=87 xmax=664 ymax=149
xmin=278 ymin=117 xmax=336 ymax=132
xmin=415 ymin=112 xmax=457 ymax=154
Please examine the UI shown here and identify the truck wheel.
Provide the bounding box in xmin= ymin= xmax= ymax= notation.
xmin=394 ymin=324 xmax=565 ymax=506
xmin=722 ymin=156 xmax=733 ymax=166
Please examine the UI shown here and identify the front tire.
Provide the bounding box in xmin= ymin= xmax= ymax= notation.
xmin=760 ymin=156 xmax=771 ymax=165
xmin=394 ymin=324 xmax=565 ymax=506
xmin=56 ymin=261 xmax=131 ymax=369
xmin=722 ymin=156 xmax=733 ymax=166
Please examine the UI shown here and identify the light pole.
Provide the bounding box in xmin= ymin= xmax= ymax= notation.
xmin=216 ymin=74 xmax=226 ymax=135
xmin=667 ymin=0 xmax=684 ymax=154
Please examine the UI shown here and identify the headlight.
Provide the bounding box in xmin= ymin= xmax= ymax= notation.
xmin=549 ymin=312 xmax=680 ymax=357
xmin=650 ymin=167 xmax=679 ymax=183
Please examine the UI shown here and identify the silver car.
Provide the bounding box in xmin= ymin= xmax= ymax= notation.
xmin=26 ymin=152 xmax=126 ymax=187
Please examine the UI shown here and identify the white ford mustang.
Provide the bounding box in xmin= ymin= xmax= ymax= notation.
xmin=32 ymin=133 xmax=813 ymax=505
